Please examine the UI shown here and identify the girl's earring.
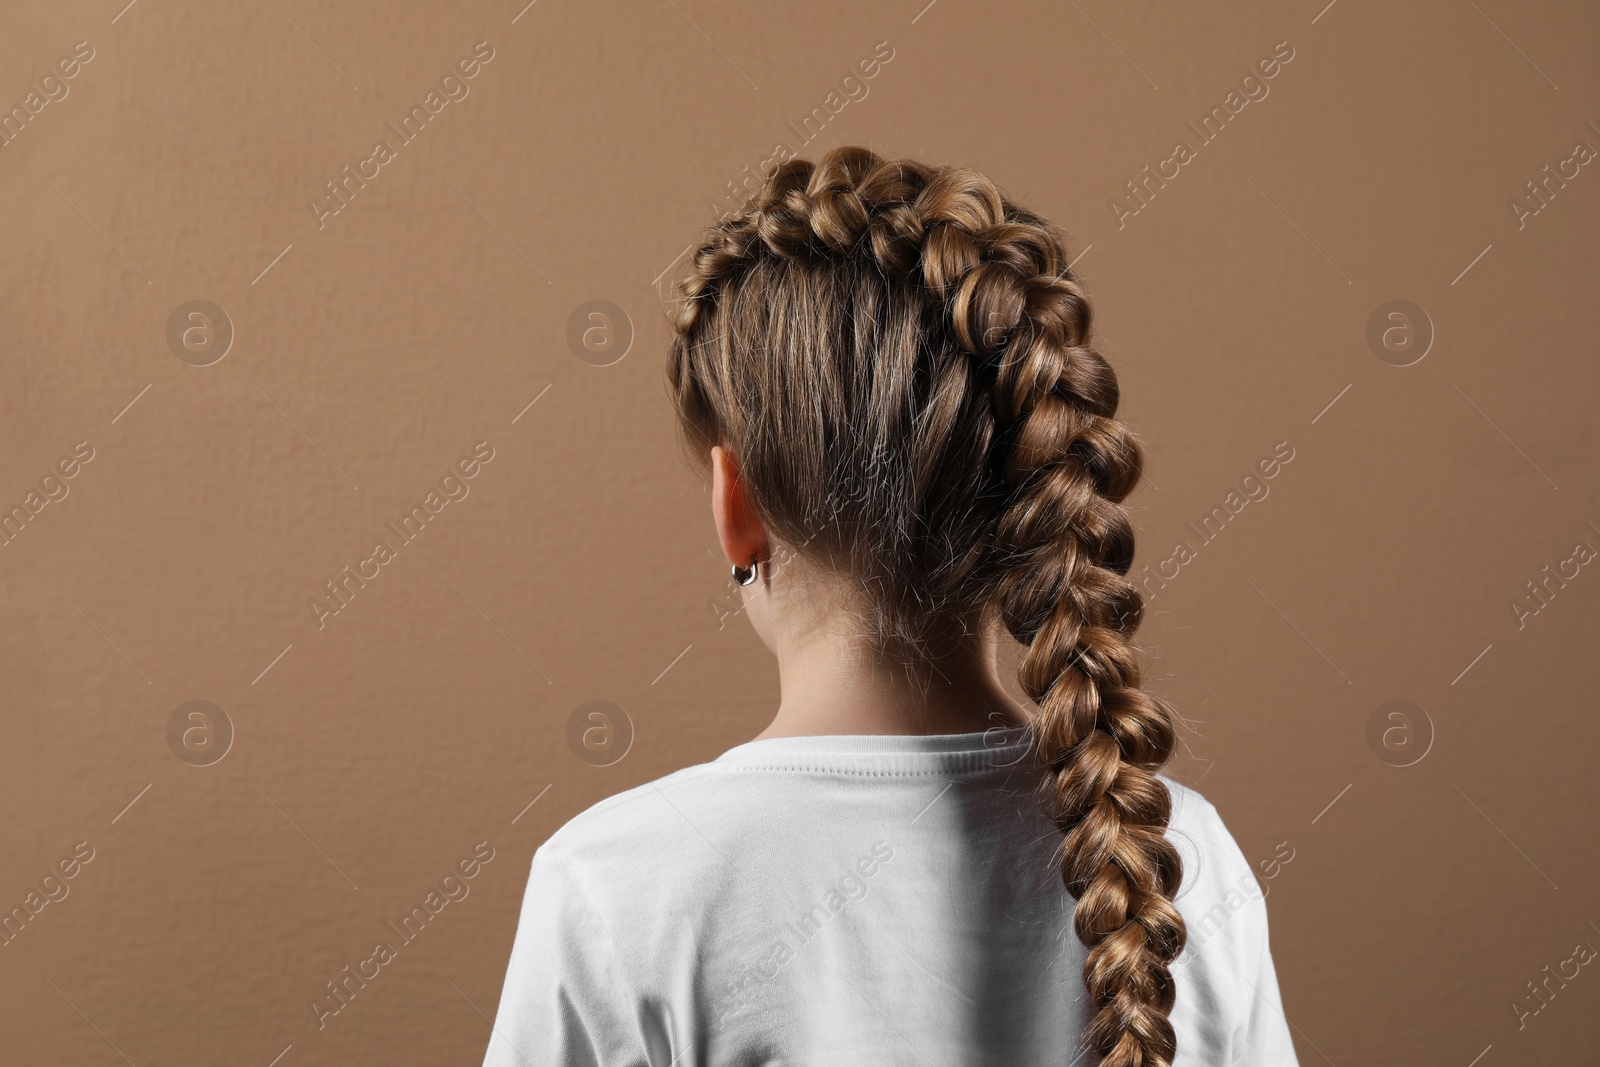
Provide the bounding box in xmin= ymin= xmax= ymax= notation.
xmin=732 ymin=558 xmax=760 ymax=586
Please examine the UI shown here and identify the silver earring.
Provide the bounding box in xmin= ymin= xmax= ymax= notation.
xmin=732 ymin=559 xmax=760 ymax=586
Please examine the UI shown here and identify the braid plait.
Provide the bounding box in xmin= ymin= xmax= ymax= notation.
xmin=665 ymin=146 xmax=1186 ymax=1067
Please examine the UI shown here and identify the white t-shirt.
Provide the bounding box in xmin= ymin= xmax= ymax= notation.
xmin=481 ymin=726 xmax=1300 ymax=1066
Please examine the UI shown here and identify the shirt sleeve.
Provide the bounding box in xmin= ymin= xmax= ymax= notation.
xmin=480 ymin=846 xmax=653 ymax=1067
xmin=1231 ymin=911 xmax=1300 ymax=1066
xmin=1166 ymin=789 xmax=1301 ymax=1067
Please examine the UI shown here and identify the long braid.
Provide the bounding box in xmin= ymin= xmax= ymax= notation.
xmin=666 ymin=146 xmax=1186 ymax=1067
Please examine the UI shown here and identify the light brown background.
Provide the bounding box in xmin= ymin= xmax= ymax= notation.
xmin=2 ymin=0 xmax=1596 ymax=1063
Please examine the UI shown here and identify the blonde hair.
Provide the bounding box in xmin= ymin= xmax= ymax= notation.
xmin=665 ymin=145 xmax=1186 ymax=1066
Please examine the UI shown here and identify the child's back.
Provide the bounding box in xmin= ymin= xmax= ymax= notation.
xmin=482 ymin=727 xmax=1298 ymax=1066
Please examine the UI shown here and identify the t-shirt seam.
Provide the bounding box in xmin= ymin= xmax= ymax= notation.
xmin=707 ymin=740 xmax=1041 ymax=778
xmin=699 ymin=762 xmax=1029 ymax=778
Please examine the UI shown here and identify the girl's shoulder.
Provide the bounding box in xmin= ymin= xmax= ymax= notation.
xmin=534 ymin=760 xmax=1261 ymax=922
xmin=528 ymin=757 xmax=760 ymax=897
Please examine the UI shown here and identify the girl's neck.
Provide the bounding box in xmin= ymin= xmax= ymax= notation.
xmin=751 ymin=618 xmax=1034 ymax=741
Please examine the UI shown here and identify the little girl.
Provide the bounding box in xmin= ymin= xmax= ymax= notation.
xmin=481 ymin=146 xmax=1298 ymax=1067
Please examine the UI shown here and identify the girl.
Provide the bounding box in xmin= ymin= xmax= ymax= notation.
xmin=482 ymin=146 xmax=1297 ymax=1066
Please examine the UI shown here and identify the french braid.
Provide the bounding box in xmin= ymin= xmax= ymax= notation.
xmin=665 ymin=145 xmax=1186 ymax=1067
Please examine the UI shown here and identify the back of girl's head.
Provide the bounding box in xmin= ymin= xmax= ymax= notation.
xmin=665 ymin=145 xmax=1187 ymax=1067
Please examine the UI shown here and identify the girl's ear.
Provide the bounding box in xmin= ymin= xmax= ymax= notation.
xmin=711 ymin=446 xmax=768 ymax=567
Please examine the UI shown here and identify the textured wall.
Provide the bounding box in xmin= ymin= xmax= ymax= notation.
xmin=1 ymin=0 xmax=1596 ymax=1064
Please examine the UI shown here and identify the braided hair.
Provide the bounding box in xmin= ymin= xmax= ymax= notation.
xmin=665 ymin=145 xmax=1186 ymax=1067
